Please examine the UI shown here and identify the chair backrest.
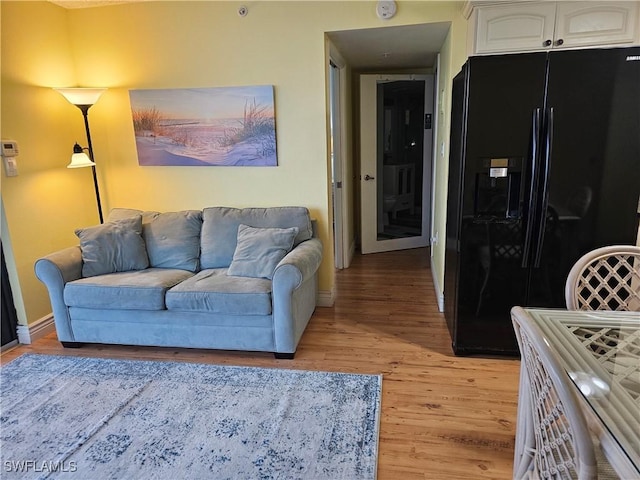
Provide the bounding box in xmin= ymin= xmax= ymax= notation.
xmin=511 ymin=306 xmax=598 ymax=480
xmin=488 ymin=219 xmax=523 ymax=262
xmin=565 ymin=186 xmax=593 ymax=218
xmin=565 ymin=245 xmax=640 ymax=311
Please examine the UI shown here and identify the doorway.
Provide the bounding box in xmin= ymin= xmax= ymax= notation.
xmin=326 ymin=22 xmax=450 ymax=267
xmin=2 ymin=243 xmax=19 ymax=348
xmin=360 ymin=74 xmax=434 ymax=254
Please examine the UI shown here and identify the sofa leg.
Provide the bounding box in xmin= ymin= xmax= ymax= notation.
xmin=61 ymin=341 xmax=83 ymax=349
xmin=274 ymin=352 xmax=295 ymax=360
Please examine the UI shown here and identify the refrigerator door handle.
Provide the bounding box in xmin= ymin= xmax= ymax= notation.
xmin=534 ymin=107 xmax=554 ymax=268
xmin=522 ymin=108 xmax=542 ymax=268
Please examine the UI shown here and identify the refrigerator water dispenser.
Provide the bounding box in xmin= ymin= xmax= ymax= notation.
xmin=474 ymin=157 xmax=523 ymax=219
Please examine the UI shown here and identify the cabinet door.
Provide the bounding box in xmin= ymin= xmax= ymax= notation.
xmin=475 ymin=2 xmax=556 ymax=54
xmin=554 ymin=2 xmax=638 ymax=48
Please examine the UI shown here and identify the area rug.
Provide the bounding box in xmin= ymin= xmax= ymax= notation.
xmin=0 ymin=354 xmax=381 ymax=479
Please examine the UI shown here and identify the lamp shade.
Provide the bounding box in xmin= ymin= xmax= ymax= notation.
xmin=55 ymin=88 xmax=106 ymax=106
xmin=68 ymin=152 xmax=95 ymax=168
xmin=68 ymin=144 xmax=96 ymax=168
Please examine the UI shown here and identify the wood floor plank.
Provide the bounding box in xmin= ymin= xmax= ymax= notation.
xmin=1 ymin=247 xmax=520 ymax=479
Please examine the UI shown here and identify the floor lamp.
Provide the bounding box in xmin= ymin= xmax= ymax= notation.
xmin=54 ymin=88 xmax=107 ymax=223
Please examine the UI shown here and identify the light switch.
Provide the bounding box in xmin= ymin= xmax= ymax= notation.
xmin=3 ymin=156 xmax=18 ymax=177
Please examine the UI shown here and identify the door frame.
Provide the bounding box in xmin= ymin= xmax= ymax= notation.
xmin=359 ymin=74 xmax=435 ymax=254
xmin=329 ymin=59 xmax=344 ymax=269
xmin=329 ymin=51 xmax=351 ymax=269
xmin=431 ymin=54 xmax=441 ymax=259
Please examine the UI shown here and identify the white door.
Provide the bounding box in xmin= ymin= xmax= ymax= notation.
xmin=360 ymin=74 xmax=434 ymax=254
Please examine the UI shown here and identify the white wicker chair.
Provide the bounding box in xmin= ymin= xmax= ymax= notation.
xmin=511 ymin=307 xmax=618 ymax=480
xmin=565 ymin=245 xmax=640 ymax=311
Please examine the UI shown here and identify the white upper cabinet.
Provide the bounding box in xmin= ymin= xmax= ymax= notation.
xmin=476 ymin=3 xmax=557 ymax=53
xmin=471 ymin=1 xmax=639 ymax=54
xmin=555 ymin=2 xmax=638 ymax=48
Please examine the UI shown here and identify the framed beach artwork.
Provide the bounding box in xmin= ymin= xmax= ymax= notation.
xmin=129 ymin=85 xmax=277 ymax=166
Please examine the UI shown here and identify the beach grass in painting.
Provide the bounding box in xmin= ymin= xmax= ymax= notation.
xmin=129 ymin=86 xmax=277 ymax=166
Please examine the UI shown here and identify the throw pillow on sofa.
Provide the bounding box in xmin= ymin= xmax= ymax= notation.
xmin=75 ymin=215 xmax=149 ymax=277
xmin=141 ymin=211 xmax=202 ymax=272
xmin=227 ymin=224 xmax=299 ymax=279
xmin=108 ymin=208 xmax=202 ymax=272
xmin=200 ymin=207 xmax=313 ymax=269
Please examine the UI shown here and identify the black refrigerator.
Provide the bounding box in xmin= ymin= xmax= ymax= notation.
xmin=444 ymin=46 xmax=640 ymax=356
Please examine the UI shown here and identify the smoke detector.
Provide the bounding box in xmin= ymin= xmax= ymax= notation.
xmin=376 ymin=1 xmax=397 ymax=20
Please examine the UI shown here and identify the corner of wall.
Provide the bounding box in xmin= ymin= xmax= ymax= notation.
xmin=16 ymin=314 xmax=55 ymax=345
xmin=317 ymin=288 xmax=335 ymax=308
xmin=1 ymin=200 xmax=28 ymax=326
xmin=430 ymin=255 xmax=445 ymax=312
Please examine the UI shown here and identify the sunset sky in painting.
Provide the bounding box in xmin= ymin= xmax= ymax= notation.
xmin=129 ymin=86 xmax=275 ymax=120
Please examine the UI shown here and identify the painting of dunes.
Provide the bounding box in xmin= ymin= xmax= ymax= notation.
xmin=129 ymin=86 xmax=277 ymax=166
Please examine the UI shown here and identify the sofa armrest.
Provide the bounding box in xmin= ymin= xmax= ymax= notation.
xmin=273 ymin=237 xmax=323 ymax=288
xmin=34 ymin=246 xmax=83 ymax=342
xmin=271 ymin=238 xmax=323 ymax=353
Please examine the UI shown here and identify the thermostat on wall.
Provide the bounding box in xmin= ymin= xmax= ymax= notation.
xmin=2 ymin=140 xmax=19 ymax=157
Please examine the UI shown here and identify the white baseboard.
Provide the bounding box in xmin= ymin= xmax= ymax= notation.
xmin=317 ymin=288 xmax=335 ymax=307
xmin=16 ymin=314 xmax=55 ymax=345
xmin=430 ymin=257 xmax=445 ymax=312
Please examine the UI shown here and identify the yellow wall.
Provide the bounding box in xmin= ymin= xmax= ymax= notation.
xmin=432 ymin=19 xmax=468 ymax=307
xmin=1 ymin=0 xmax=467 ymax=326
xmin=1 ymin=1 xmax=103 ymax=324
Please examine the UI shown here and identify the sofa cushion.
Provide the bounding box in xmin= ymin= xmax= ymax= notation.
xmin=166 ymin=269 xmax=272 ymax=315
xmin=64 ymin=268 xmax=194 ymax=310
xmin=109 ymin=208 xmax=202 ymax=272
xmin=200 ymin=207 xmax=313 ymax=268
xmin=141 ymin=211 xmax=202 ymax=271
xmin=108 ymin=208 xmax=144 ymax=222
xmin=227 ymin=224 xmax=298 ymax=279
xmin=75 ymin=216 xmax=149 ymax=278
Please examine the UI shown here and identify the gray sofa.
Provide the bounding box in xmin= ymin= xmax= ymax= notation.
xmin=35 ymin=206 xmax=323 ymax=359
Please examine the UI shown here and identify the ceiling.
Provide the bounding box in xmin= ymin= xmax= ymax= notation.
xmin=48 ymin=1 xmax=450 ymax=71
xmin=327 ymin=22 xmax=451 ymax=71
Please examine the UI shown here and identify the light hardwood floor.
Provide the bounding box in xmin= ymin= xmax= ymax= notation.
xmin=1 ymin=247 xmax=521 ymax=479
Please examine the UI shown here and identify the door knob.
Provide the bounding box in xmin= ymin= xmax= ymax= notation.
xmin=364 ymin=174 xmax=375 ymax=181
xmin=543 ymin=39 xmax=552 ymax=47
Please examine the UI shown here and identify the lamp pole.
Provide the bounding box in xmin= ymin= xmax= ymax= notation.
xmin=77 ymin=104 xmax=104 ymax=224
xmin=54 ymin=87 xmax=107 ymax=225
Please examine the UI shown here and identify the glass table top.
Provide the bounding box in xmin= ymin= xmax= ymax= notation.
xmin=524 ymin=308 xmax=640 ymax=474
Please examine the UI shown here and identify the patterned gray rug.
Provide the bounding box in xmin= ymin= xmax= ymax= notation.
xmin=1 ymin=354 xmax=381 ymax=479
